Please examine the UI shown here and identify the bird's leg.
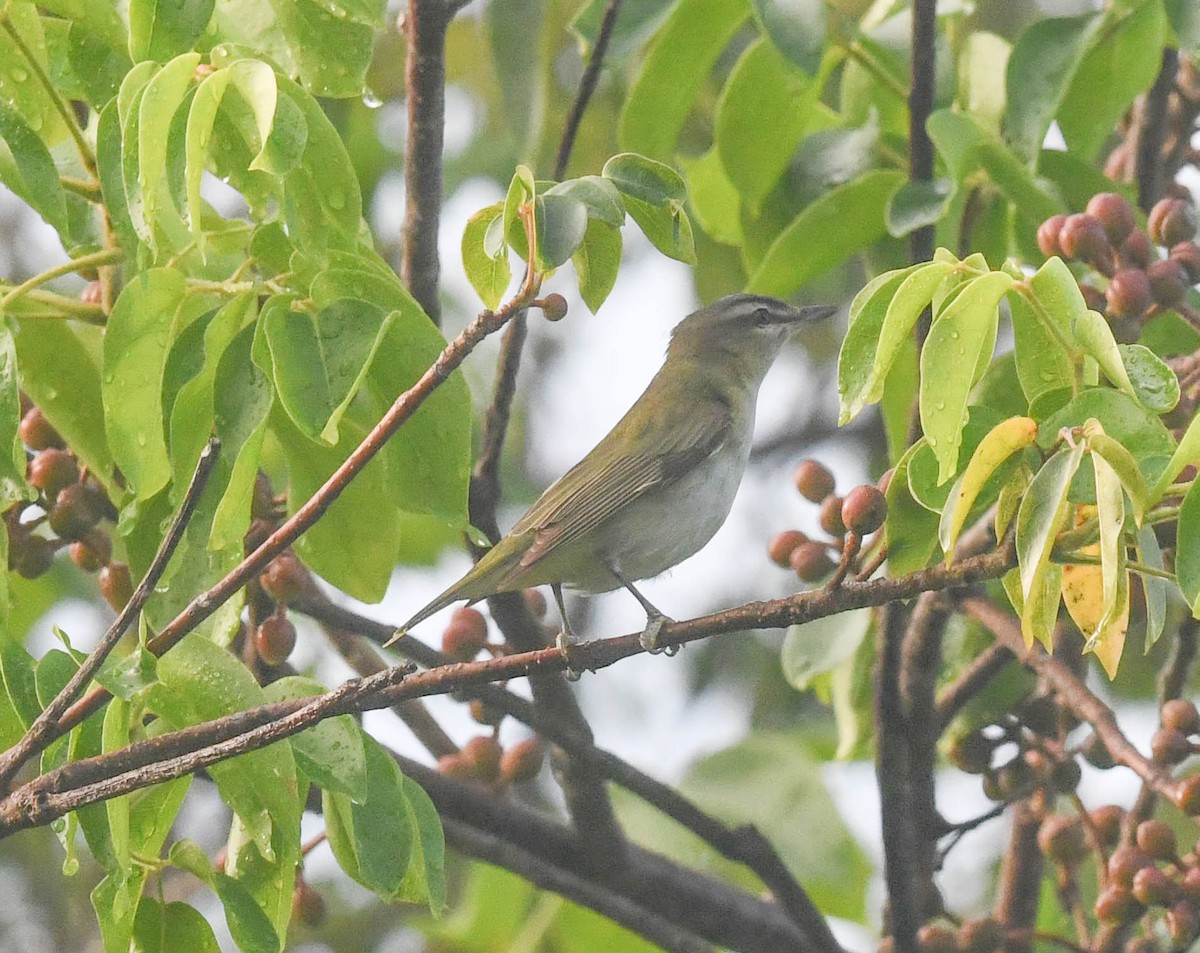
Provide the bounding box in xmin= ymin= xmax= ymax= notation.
xmin=608 ymin=567 xmax=676 ymax=655
xmin=550 ymin=584 xmax=583 ymax=680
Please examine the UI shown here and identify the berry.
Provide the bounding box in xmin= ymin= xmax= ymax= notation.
xmin=790 ymin=541 xmax=835 ymax=582
xmin=27 ymin=448 xmax=77 ymax=498
xmin=1136 ymin=819 xmax=1177 ymax=861
xmin=461 ymin=735 xmax=502 ymax=781
xmin=1151 ymin=727 xmax=1191 ymax=765
xmin=11 ymin=534 xmax=54 ymax=579
xmin=1088 ymin=805 xmax=1124 ymax=848
xmin=1087 ymin=192 xmax=1136 ymax=243
xmin=1162 ymin=698 xmax=1200 ymax=735
xmin=1171 ymin=241 xmax=1200 ymax=283
xmin=916 ymin=924 xmax=958 ymax=953
xmin=291 ymin=880 xmax=326 ymax=928
xmin=980 ymin=768 xmax=1004 ymax=802
xmin=877 ymin=468 xmax=895 ymax=495
xmin=69 ymin=529 xmax=112 ymax=573
xmin=1037 ymin=214 xmax=1068 ymax=257
xmin=98 ymin=562 xmax=134 ymax=611
xmin=1167 ymin=901 xmax=1200 ymax=947
xmin=17 ymin=407 xmax=62 ymax=450
xmin=956 ymin=917 xmax=1004 ymax=953
xmin=1109 ymin=314 xmax=1142 ymax=344
xmin=794 ymin=460 xmax=836 ymax=503
xmin=842 ymin=485 xmax=887 ymax=536
xmin=251 ymin=471 xmax=276 ymax=520
xmin=1132 ymin=866 xmax=1179 ymax=907
xmin=47 ymin=483 xmax=100 ymax=540
xmin=1148 ymin=198 xmax=1197 ymax=246
xmin=1173 ymin=775 xmax=1200 ymax=816
xmin=442 ymin=607 xmax=489 ymax=661
xmin=1182 ymin=866 xmax=1200 ymax=902
xmin=523 ymin=588 xmax=547 ymax=619
xmin=818 ymin=495 xmax=846 ymax=537
xmin=468 ymin=698 xmax=505 ymax=727
xmin=948 ymin=730 xmax=994 ymax=775
xmin=1118 ymin=230 xmax=1154 ymax=268
xmin=1050 ymin=757 xmax=1082 ymax=794
xmin=1106 ymin=269 xmax=1153 ymax=317
xmin=1080 ymin=283 xmax=1107 ymax=313
xmin=540 ymin=293 xmax=568 ymax=322
xmin=255 ymin=615 xmax=297 ymax=665
xmin=1018 ymin=694 xmax=1058 ymax=736
xmin=1095 ymin=885 xmax=1144 ymax=924
xmin=768 ymin=530 xmax=808 ymax=568
xmin=1037 ymin=814 xmax=1087 ymax=865
xmin=1147 ymin=258 xmax=1189 ymax=306
xmin=499 ymin=738 xmax=544 ymax=783
xmin=1082 ymin=732 xmax=1116 ymax=769
xmin=1058 ymin=213 xmax=1111 ymax=263
xmin=259 ymin=552 xmax=305 ymax=604
xmin=996 ymin=757 xmax=1034 ymax=799
xmin=436 ymin=753 xmax=473 ymax=778
xmin=1108 ymin=845 xmax=1154 ymax=889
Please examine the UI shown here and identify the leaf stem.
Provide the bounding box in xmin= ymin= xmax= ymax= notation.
xmin=0 ymin=286 xmax=107 ymax=324
xmin=0 ymin=248 xmax=124 ymax=310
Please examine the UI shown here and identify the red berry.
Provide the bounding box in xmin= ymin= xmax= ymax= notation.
xmin=1037 ymin=214 xmax=1068 ymax=257
xmin=17 ymin=407 xmax=63 ymax=450
xmin=1151 ymin=727 xmax=1191 ymax=765
xmin=27 ymin=448 xmax=78 ymax=498
xmin=877 ymin=468 xmax=895 ymax=495
xmin=437 ymin=753 xmax=473 ymax=778
xmin=540 ymin=293 xmax=568 ymax=322
xmin=1171 ymin=241 xmax=1200 ymax=283
xmin=1136 ymin=819 xmax=1177 ymax=860
xmin=259 ymin=552 xmax=306 ymax=604
xmin=468 ymin=698 xmax=505 ymax=727
xmin=1173 ymin=775 xmax=1200 ymax=816
xmin=1131 ymin=865 xmax=1179 ymax=907
xmin=1095 ymin=884 xmax=1144 ymax=924
xmin=1167 ymin=901 xmax=1200 ymax=947
xmin=1147 ymin=258 xmax=1189 ymax=306
xmin=1087 ymin=192 xmax=1136 ymax=243
xmin=794 ymin=459 xmax=836 ymax=503
xmin=11 ymin=533 xmax=54 ymax=579
xmin=499 ymin=738 xmax=544 ymax=783
xmin=948 ymin=730 xmax=994 ymax=775
xmin=790 ymin=541 xmax=835 ymax=582
xmin=255 ymin=615 xmax=297 ymax=665
xmin=1080 ymin=283 xmax=1107 ymax=313
xmin=1149 ymin=198 xmax=1197 ymax=246
xmin=1108 ymin=845 xmax=1154 ymax=888
xmin=1058 ymin=213 xmax=1111 ymax=263
xmin=461 ymin=735 xmax=502 ymax=781
xmin=842 ymin=485 xmax=888 ymax=536
xmin=1118 ymin=230 xmax=1153 ymax=268
xmin=98 ymin=562 xmax=134 ymax=611
xmin=1088 ymin=805 xmax=1124 ymax=848
xmin=1037 ymin=814 xmax=1087 ymax=865
xmin=68 ymin=529 xmax=112 ymax=573
xmin=768 ymin=530 xmax=808 ymax=568
xmin=523 ymin=588 xmax=547 ymax=619
xmin=1106 ymin=269 xmax=1153 ymax=317
xmin=1162 ymin=698 xmax=1200 ymax=735
xmin=291 ymin=880 xmax=326 ymax=927
xmin=442 ymin=606 xmax=489 ymax=661
xmin=818 ymin=495 xmax=845 ymax=537
xmin=47 ymin=483 xmax=100 ymax=540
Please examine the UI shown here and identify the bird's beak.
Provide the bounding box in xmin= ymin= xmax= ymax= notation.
xmin=776 ymin=304 xmax=838 ymax=327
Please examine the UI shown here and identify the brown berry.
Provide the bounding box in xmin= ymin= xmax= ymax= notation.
xmin=1149 ymin=198 xmax=1197 ymax=246
xmin=47 ymin=483 xmax=100 ymax=540
xmin=1162 ymin=698 xmax=1200 ymax=735
xmin=1095 ymin=884 xmax=1145 ymax=924
xmin=956 ymin=917 xmax=1004 ymax=953
xmin=818 ymin=495 xmax=845 ymax=537
xmin=980 ymin=768 xmax=1004 ymax=802
xmin=1132 ymin=865 xmax=1179 ymax=907
xmin=523 ymin=588 xmax=547 ymax=619
xmin=1109 ymin=845 xmax=1154 ymax=888
xmin=251 ymin=471 xmax=276 ymax=521
xmin=291 ymin=880 xmax=326 ymax=928
xmin=68 ymin=529 xmax=112 ymax=573
xmin=11 ymin=533 xmax=54 ymax=579
xmin=499 ymin=738 xmax=544 ymax=783
xmin=98 ymin=562 xmax=134 ymax=611
xmin=255 ymin=615 xmax=297 ymax=665
xmin=461 ymin=735 xmax=502 ymax=781
xmin=1087 ymin=192 xmax=1136 ymax=243
xmin=1167 ymin=901 xmax=1200 ymax=947
xmin=1080 ymin=283 xmax=1107 ymax=313
xmin=790 ymin=541 xmax=835 ymax=582
xmin=1059 ymin=213 xmax=1111 ymax=263
xmin=1082 ymin=732 xmax=1116 ymax=769
xmin=794 ymin=460 xmax=836 ymax=503
xmin=948 ymin=730 xmax=994 ymax=775
xmin=436 ymin=753 xmax=473 ymax=778
xmin=996 ymin=757 xmax=1033 ymax=798
xmin=916 ymin=924 xmax=958 ymax=953
xmin=1173 ymin=775 xmax=1200 ymax=816
xmin=842 ymin=485 xmax=888 ymax=536
xmin=1171 ymin=241 xmax=1200 ymax=283
xmin=27 ymin=448 xmax=77 ymax=498
xmin=1147 ymin=258 xmax=1189 ymax=306
xmin=468 ymin=698 xmax=505 ymax=727
xmin=442 ymin=606 xmax=489 ymax=661
xmin=877 ymin=468 xmax=895 ymax=495
xmin=1182 ymin=866 xmax=1200 ymax=902
xmin=540 ymin=293 xmax=568 ymax=322
xmin=768 ymin=530 xmax=808 ymax=568
xmin=17 ymin=407 xmax=62 ymax=450
xmin=1038 ymin=814 xmax=1087 ymax=865
xmin=1118 ymin=230 xmax=1154 ymax=268
xmin=1136 ymin=819 xmax=1177 ymax=861
xmin=1017 ymin=694 xmax=1058 ymax=736
xmin=1106 ymin=269 xmax=1153 ymax=317
xmin=1123 ymin=937 xmax=1158 ymax=953
xmin=1050 ymin=757 xmax=1082 ymax=794
xmin=1089 ymin=805 xmax=1124 ymax=848
xmin=1037 ymin=214 xmax=1068 ymax=257
xmin=1109 ymin=314 xmax=1142 ymax=344
xmin=1151 ymin=727 xmax=1191 ymax=765
xmin=259 ymin=552 xmax=305 ymax=604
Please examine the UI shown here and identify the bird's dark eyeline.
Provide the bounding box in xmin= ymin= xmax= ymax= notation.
xmin=396 ymin=293 xmax=837 ymax=651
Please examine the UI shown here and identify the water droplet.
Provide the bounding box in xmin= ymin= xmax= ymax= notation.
xmin=935 ymin=400 xmax=945 ymax=411
xmin=362 ymin=88 xmax=382 ymax=109
xmin=329 ymin=2 xmax=347 ymax=17
xmin=10 ymin=68 xmax=28 ymax=83
xmin=137 ymin=433 xmax=147 ymax=447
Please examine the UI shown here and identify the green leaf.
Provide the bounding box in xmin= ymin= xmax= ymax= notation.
xmin=1118 ymin=343 xmax=1180 ymax=415
xmin=1136 ymin=524 xmax=1166 ymax=649
xmin=129 ymin=0 xmax=214 ymax=62
xmin=1151 ymin=408 xmax=1200 ymax=500
xmin=262 ymin=676 xmax=367 ymax=799
xmin=399 ymin=776 xmax=447 ymax=913
xmin=782 ymin=606 xmax=870 ymax=691
xmin=534 ymin=193 xmax=588 ymax=269
xmin=324 ymin=736 xmax=415 ymax=897
xmin=133 ymin=899 xmax=221 ymax=953
xmin=1168 ymin=0 xmax=1200 ymax=52
xmin=1072 ymin=308 xmax=1136 ymax=399
xmin=1008 ymin=290 xmax=1074 ymax=404
xmin=0 ymin=4 xmax=68 ymax=146
xmin=920 ymin=272 xmax=1014 ymax=483
xmin=96 ymin=100 xmax=140 ymax=255
xmin=1022 ymin=560 xmax=1062 ymax=650
xmin=714 ymin=38 xmax=835 ymax=211
xmin=572 ymin=219 xmax=623 ymax=314
xmin=751 ymin=0 xmax=824 ymax=72
xmin=0 ymin=102 xmax=68 ymax=234
xmin=170 ymin=839 xmax=282 ymax=953
xmin=1092 ymin=451 xmax=1125 ymax=632
xmin=1004 ymin=12 xmax=1102 ymax=163
xmin=885 ymin=179 xmax=955 ymax=238
xmin=617 ymin=0 xmax=749 ymax=159
xmin=264 ymin=296 xmax=396 ymax=445
xmin=602 ymin=152 xmax=696 ymax=264
xmin=747 ymin=170 xmax=907 ymax=298
xmin=67 ymin=24 xmax=132 ymax=107
xmin=138 ymin=53 xmax=202 ymax=248
xmin=1016 ymin=442 xmax=1085 ymax=605
xmin=1178 ymin=479 xmax=1200 ymax=615
xmin=682 ymin=147 xmax=742 ymax=246
xmin=885 ymin=442 xmax=942 ymax=574
xmin=1058 ymin=1 xmax=1168 ymax=160
xmin=545 ymin=176 xmax=626 ymax=228
xmin=103 ymin=269 xmax=191 ymax=500
xmin=37 ymin=0 xmax=126 ymax=47
xmin=939 ymin=416 xmax=1039 ymax=558
xmin=837 ymin=265 xmax=918 ymax=424
xmin=461 ymin=202 xmax=512 ymax=309
xmin=1085 ymin=428 xmax=1148 ymax=523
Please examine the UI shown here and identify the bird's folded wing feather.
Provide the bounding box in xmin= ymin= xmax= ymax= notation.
xmin=509 ymin=397 xmax=734 ymax=571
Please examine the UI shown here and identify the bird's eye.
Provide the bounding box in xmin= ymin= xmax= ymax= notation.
xmin=753 ymin=306 xmax=772 ymax=327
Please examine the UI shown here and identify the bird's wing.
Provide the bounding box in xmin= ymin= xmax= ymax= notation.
xmin=507 ymin=395 xmax=734 ymax=573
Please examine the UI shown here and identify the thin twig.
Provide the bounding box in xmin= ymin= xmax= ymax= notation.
xmin=1 ymin=248 xmax=124 ymax=310
xmin=1131 ymin=49 xmax=1178 ymax=211
xmin=0 ymin=438 xmax=221 ymax=792
xmin=907 ymin=0 xmax=937 ymax=266
xmin=553 ymin=0 xmax=622 ymax=180
xmin=936 ymin=642 xmax=1013 ymax=728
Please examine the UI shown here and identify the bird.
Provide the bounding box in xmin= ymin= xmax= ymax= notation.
xmin=396 ymin=293 xmax=836 ymax=658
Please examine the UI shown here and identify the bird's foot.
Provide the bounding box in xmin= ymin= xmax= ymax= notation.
xmin=639 ymin=613 xmax=677 ymax=655
xmin=555 ymin=628 xmax=584 ymax=681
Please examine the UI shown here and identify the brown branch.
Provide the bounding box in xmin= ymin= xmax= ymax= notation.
xmin=958 ymin=595 xmax=1180 ymax=801
xmin=935 ymin=642 xmax=1013 ymax=729
xmin=553 ymin=0 xmax=622 ymax=180
xmin=1130 ymin=48 xmax=1178 ymax=211
xmin=907 ymin=0 xmax=937 ymax=267
xmin=0 ymin=437 xmax=221 ymax=792
xmin=995 ymin=796 xmax=1046 ymax=953
xmin=401 ymin=0 xmax=450 ymax=324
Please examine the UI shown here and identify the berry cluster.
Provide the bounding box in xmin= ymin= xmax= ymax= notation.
xmin=1036 ymin=192 xmax=1200 ymax=344
xmin=768 ymin=459 xmax=888 ymax=582
xmin=7 ymin=403 xmax=132 ymax=611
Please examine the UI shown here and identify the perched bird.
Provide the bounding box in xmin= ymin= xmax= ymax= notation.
xmin=398 ymin=293 xmax=836 ymax=655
